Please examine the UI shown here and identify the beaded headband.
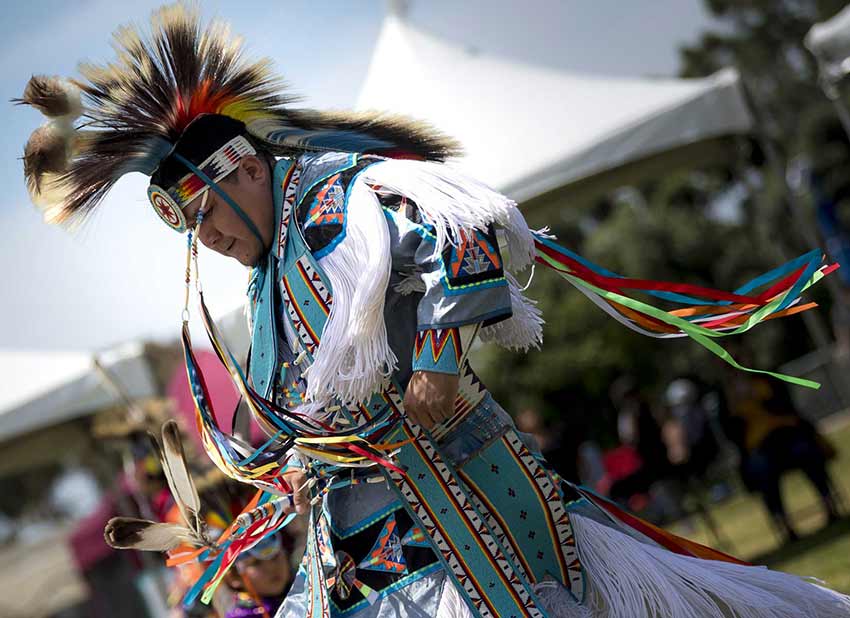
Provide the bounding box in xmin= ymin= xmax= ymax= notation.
xmin=147 ymin=135 xmax=257 ymax=232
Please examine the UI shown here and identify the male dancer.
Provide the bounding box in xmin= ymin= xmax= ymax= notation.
xmin=19 ymin=5 xmax=849 ymax=617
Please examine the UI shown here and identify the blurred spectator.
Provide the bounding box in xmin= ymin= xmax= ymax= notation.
xmin=799 ymin=115 xmax=850 ymax=289
xmin=68 ymin=480 xmax=151 ymax=618
xmin=831 ymin=285 xmax=850 ymax=359
xmin=577 ymin=441 xmax=608 ymax=492
xmin=662 ymin=378 xmax=720 ymax=482
xmin=725 ymin=370 xmax=841 ymax=540
xmin=606 ymin=377 xmax=670 ymax=507
xmin=515 ymin=407 xmax=579 ymax=482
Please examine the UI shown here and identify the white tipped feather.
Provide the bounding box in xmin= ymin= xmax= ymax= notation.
xmin=17 ymin=75 xmax=82 ymax=120
xmin=104 ymin=517 xmax=199 ymax=552
xmin=23 ymin=121 xmax=77 ymax=220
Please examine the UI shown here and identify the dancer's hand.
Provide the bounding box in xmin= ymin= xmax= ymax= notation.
xmin=282 ymin=468 xmax=310 ymax=515
xmin=403 ymin=370 xmax=459 ymax=430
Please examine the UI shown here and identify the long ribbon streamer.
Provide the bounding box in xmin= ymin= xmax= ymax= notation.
xmin=533 ymin=233 xmax=835 ymax=389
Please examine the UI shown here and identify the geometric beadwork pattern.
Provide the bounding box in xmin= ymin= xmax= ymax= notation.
xmin=385 ymin=416 xmax=545 ymax=618
xmin=280 ymin=255 xmax=333 ymax=357
xmin=329 ymin=507 xmax=440 ymax=616
xmin=172 ymin=135 xmax=256 ymax=208
xmin=340 ymin=385 xmax=545 ymax=618
xmin=305 ymin=173 xmax=346 ymax=229
xmin=296 ymin=157 xmax=377 ymax=259
xmin=276 ymin=161 xmax=301 ymax=259
xmin=333 ymin=550 xmax=379 ymax=605
xmin=458 ymin=431 xmax=585 ymax=602
xmin=412 ymin=328 xmax=462 ymax=374
xmin=357 ymin=514 xmax=407 ymax=574
xmin=401 ymin=524 xmax=431 ymax=548
xmin=274 ymin=200 xmax=545 ymax=618
xmin=304 ymin=508 xmax=331 ymax=618
xmin=435 ymin=365 xmax=489 ymax=439
xmin=442 ymin=225 xmax=505 ymax=291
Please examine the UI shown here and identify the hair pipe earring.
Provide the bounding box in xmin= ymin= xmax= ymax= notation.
xmin=182 ymin=191 xmax=208 ymax=323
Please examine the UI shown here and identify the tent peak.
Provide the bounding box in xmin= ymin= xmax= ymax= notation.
xmin=387 ymin=0 xmax=410 ymax=20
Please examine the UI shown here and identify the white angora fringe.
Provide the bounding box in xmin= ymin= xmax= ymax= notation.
xmin=306 ymin=180 xmax=397 ymax=406
xmin=361 ymin=159 xmax=536 ymax=271
xmin=479 ymin=271 xmax=544 ymax=351
xmin=304 ymin=159 xmax=550 ymax=403
xmin=363 ymin=158 xmax=544 ymax=350
xmin=570 ymin=513 xmax=850 ymax=618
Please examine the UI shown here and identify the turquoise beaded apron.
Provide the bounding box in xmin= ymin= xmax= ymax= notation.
xmin=249 ymin=159 xmax=585 ymax=618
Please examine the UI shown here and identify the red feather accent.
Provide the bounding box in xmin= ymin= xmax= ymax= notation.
xmin=171 ymin=80 xmax=239 ymax=135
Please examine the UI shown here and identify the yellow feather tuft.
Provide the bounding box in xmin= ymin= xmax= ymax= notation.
xmin=219 ymin=99 xmax=274 ymax=124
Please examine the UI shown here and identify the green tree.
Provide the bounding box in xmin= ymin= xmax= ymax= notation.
xmin=477 ymin=0 xmax=847 ymax=436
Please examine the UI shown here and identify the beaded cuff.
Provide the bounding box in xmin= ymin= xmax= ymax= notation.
xmin=412 ymin=328 xmax=463 ymax=375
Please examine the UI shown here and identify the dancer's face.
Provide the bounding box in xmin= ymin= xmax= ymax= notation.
xmin=240 ymin=550 xmax=292 ymax=597
xmin=225 ymin=543 xmax=292 ymax=597
xmin=182 ymin=155 xmax=275 ymax=267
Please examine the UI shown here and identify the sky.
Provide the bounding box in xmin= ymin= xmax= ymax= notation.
xmin=0 ymin=0 xmax=714 ymax=352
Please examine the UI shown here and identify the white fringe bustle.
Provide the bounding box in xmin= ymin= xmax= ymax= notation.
xmin=534 ymin=579 xmax=594 ymax=618
xmin=306 ymin=180 xmax=398 ymax=406
xmin=570 ymin=513 xmax=850 ymax=618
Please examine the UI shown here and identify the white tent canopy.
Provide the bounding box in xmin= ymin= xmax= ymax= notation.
xmin=806 ymin=5 xmax=850 ymax=81
xmin=357 ymin=12 xmax=753 ymax=204
xmin=0 ymin=342 xmax=157 ymax=443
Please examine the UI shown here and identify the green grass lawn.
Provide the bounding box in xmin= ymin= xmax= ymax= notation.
xmin=667 ymin=422 xmax=850 ymax=592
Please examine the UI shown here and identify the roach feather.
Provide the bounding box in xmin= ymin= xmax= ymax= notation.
xmin=16 ymin=2 xmax=460 ymax=227
xmin=13 ymin=75 xmax=82 ymax=119
xmin=284 ymin=109 xmax=462 ymax=161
